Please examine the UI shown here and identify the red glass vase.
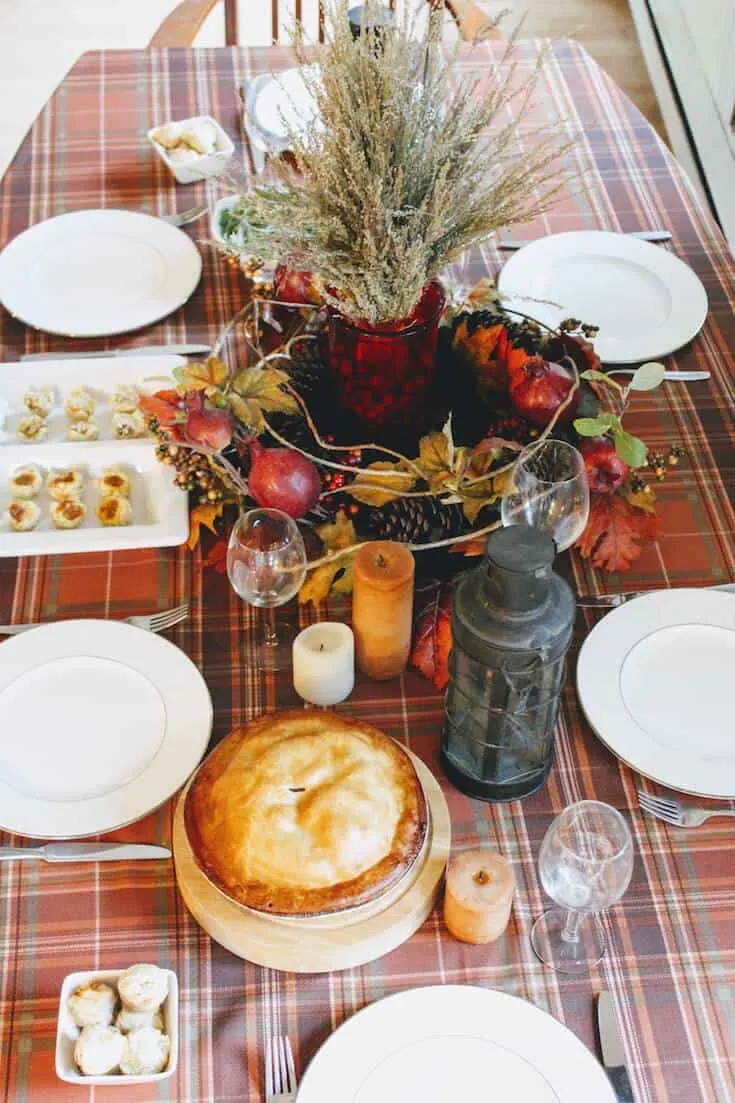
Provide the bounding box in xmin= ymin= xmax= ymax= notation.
xmin=327 ymin=281 xmax=446 ymax=440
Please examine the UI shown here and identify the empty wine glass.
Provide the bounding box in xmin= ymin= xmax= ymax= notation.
xmin=531 ymin=800 xmax=634 ymax=974
xmin=501 ymin=439 xmax=589 ymax=552
xmin=227 ymin=508 xmax=307 ymax=671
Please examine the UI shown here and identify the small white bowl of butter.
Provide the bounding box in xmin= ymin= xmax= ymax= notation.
xmin=147 ymin=115 xmax=235 ymax=184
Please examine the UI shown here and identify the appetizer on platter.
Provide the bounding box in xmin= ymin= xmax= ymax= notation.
xmin=8 ymin=464 xmax=42 ymax=498
xmin=46 ymin=467 xmax=84 ymax=500
xmin=96 ymin=496 xmax=132 ymax=527
xmin=97 ymin=466 xmax=131 ymax=498
xmin=17 ymin=415 xmax=48 ymax=442
xmin=110 ymin=384 xmax=140 ymax=413
xmin=5 ymin=499 xmax=41 ymax=532
xmin=23 ymin=387 xmax=55 ymax=418
xmin=67 ymin=419 xmax=100 ymax=442
xmin=112 ymin=410 xmax=146 ymax=439
xmin=65 ymin=387 xmax=96 ymax=422
xmin=51 ymin=497 xmax=86 ymax=529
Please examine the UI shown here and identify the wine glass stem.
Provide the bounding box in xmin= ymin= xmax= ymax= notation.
xmin=561 ymin=909 xmax=582 ymax=944
xmin=262 ymin=606 xmax=279 ymax=650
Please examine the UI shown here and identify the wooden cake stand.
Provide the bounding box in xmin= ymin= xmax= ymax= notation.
xmin=173 ymin=750 xmax=451 ymax=972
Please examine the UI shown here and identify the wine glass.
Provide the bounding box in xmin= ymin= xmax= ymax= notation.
xmin=501 ymin=439 xmax=589 ymax=552
xmin=227 ymin=508 xmax=307 ymax=671
xmin=531 ymin=800 xmax=634 ymax=974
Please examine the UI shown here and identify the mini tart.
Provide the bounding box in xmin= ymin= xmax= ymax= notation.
xmin=65 ymin=387 xmax=96 ymax=421
xmin=23 ymin=387 xmax=55 ymax=417
xmin=67 ymin=419 xmax=99 ymax=442
xmin=51 ymin=496 xmax=86 ymax=529
xmin=8 ymin=465 xmax=42 ymax=498
xmin=184 ymin=710 xmax=428 ymax=917
xmin=17 ymin=415 xmax=48 ymax=442
xmin=112 ymin=410 xmax=146 ymax=439
xmin=46 ymin=467 xmax=84 ymax=500
xmin=5 ymin=499 xmax=41 ymax=532
xmin=110 ymin=384 xmax=140 ymax=413
xmin=96 ymin=497 xmax=132 ymax=526
xmin=97 ymin=467 xmax=131 ymax=498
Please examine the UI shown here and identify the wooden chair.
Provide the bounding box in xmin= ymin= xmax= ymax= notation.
xmin=148 ymin=0 xmax=500 ymax=48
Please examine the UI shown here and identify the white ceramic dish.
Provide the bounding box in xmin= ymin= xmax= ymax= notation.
xmin=297 ymin=985 xmax=616 ymax=1103
xmin=0 ymin=619 xmax=213 ymax=838
xmin=497 ymin=230 xmax=708 ymax=364
xmin=244 ymin=66 xmax=320 ymax=149
xmin=56 ymin=967 xmax=178 ymax=1086
xmin=0 ymin=210 xmax=202 ymax=337
xmin=577 ymin=588 xmax=735 ymax=798
xmin=147 ymin=115 xmax=235 ymax=184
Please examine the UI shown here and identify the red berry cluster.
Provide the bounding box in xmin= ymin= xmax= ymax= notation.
xmin=322 ymin=445 xmax=363 ymax=496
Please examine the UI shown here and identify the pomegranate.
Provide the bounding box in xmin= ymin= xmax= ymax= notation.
xmin=579 ymin=437 xmax=630 ymax=494
xmin=248 ymin=440 xmax=321 ymax=518
xmin=508 ymin=355 xmax=579 ymax=428
xmin=184 ymin=393 xmax=233 ymax=451
xmin=273 ymin=264 xmax=323 ymax=306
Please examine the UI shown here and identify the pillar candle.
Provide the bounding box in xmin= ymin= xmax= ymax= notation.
xmin=292 ymin=623 xmax=354 ymax=706
xmin=443 ymin=849 xmax=514 ymax=944
xmin=352 ymin=541 xmax=415 ymax=680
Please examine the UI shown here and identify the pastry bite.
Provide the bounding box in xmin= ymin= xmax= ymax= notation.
xmin=96 ymin=496 xmax=132 ymax=527
xmin=150 ymin=122 xmax=182 ymax=150
xmin=74 ymin=1025 xmax=125 ymax=1077
xmin=17 ymin=414 xmax=48 ymax=442
xmin=115 ymin=1006 xmax=164 ymax=1034
xmin=97 ymin=466 xmax=131 ymax=498
xmin=112 ymin=410 xmax=146 ymax=439
xmin=117 ymin=964 xmax=168 ymax=1013
xmin=46 ymin=467 xmax=84 ymax=501
xmin=120 ymin=1027 xmax=170 ymax=1075
xmin=67 ymin=419 xmax=99 ymax=442
xmin=51 ymin=497 xmax=86 ymax=529
xmin=8 ymin=464 xmax=42 ymax=498
xmin=65 ymin=387 xmax=96 ymax=422
xmin=110 ymin=384 xmax=140 ymax=413
xmin=5 ymin=499 xmax=41 ymax=532
xmin=178 ymin=118 xmax=218 ymax=155
xmin=23 ymin=386 xmax=55 ymax=417
xmin=68 ymin=981 xmax=118 ymax=1029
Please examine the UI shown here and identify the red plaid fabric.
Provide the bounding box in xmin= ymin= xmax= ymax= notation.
xmin=0 ymin=40 xmax=733 ymax=1102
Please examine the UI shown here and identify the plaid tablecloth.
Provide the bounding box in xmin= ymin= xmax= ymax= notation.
xmin=0 ymin=40 xmax=734 ymax=1103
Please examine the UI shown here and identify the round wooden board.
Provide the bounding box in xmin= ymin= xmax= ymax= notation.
xmin=173 ymin=751 xmax=451 ymax=973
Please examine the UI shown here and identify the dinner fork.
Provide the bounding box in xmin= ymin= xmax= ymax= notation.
xmin=159 ymin=204 xmax=208 ymax=227
xmin=577 ymin=582 xmax=735 ymax=609
xmin=265 ymin=1035 xmax=297 ymax=1102
xmin=0 ymin=602 xmax=190 ymax=636
xmin=637 ymin=790 xmax=735 ymax=828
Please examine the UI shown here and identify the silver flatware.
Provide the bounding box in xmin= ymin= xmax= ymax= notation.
xmin=596 ymin=992 xmax=634 ymax=1102
xmin=20 ymin=344 xmax=210 ymax=362
xmin=0 ymin=842 xmax=171 ymax=863
xmin=577 ymin=582 xmax=735 ymax=610
xmin=499 ymin=230 xmax=671 ymax=249
xmin=159 ymin=203 xmax=208 ymax=227
xmin=0 ymin=603 xmax=190 ymax=636
xmin=265 ymin=1035 xmax=297 ymax=1103
xmin=607 ymin=369 xmax=710 ymax=382
xmin=637 ymin=790 xmax=735 ymax=828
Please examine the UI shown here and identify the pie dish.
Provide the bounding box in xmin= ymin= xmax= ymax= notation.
xmin=184 ymin=710 xmax=428 ymax=917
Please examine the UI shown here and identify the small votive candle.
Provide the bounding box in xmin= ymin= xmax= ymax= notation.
xmin=352 ymin=541 xmax=415 ymax=680
xmin=443 ymin=849 xmax=515 ymax=944
xmin=292 ymin=623 xmax=354 ymax=706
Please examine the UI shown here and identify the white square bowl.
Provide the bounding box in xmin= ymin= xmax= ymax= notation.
xmin=56 ymin=967 xmax=179 ymax=1086
xmin=147 ymin=115 xmax=235 ymax=183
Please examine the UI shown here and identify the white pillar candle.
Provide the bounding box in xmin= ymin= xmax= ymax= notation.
xmin=292 ymin=623 xmax=355 ymax=706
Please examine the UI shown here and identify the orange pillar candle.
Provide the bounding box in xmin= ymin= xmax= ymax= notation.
xmin=444 ymin=849 xmax=515 ymax=944
xmin=352 ymin=541 xmax=415 ymax=680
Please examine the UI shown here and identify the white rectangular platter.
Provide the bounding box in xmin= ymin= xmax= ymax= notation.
xmin=0 ymin=355 xmax=190 ymax=556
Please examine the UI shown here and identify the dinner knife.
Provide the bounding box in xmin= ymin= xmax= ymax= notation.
xmin=499 ymin=230 xmax=671 ymax=248
xmin=19 ymin=344 xmax=210 ymax=362
xmin=0 ymin=843 xmax=171 ymax=862
xmin=597 ymin=992 xmax=635 ymax=1102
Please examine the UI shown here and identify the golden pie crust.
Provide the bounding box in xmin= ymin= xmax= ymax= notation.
xmin=184 ymin=710 xmax=428 ymax=916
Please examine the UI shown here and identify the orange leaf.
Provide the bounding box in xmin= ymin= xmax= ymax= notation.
xmin=411 ymin=589 xmax=452 ymax=690
xmin=139 ymin=390 xmax=184 ymax=426
xmin=203 ymin=538 xmax=228 ymax=573
xmin=575 ymin=494 xmax=660 ymax=572
xmin=450 ymin=534 xmax=486 ymax=557
xmin=187 ymin=501 xmax=224 ymax=550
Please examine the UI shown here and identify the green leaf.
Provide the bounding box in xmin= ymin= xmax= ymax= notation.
xmin=628 ymin=362 xmax=666 ymax=392
xmin=613 ymin=429 xmax=648 ymax=468
xmin=573 ymin=413 xmax=618 ymax=437
xmin=580 ymin=369 xmax=623 ymax=392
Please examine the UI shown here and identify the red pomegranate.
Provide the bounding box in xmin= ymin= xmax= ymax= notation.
xmin=184 ymin=393 xmax=233 ymax=451
xmin=508 ymin=355 xmax=579 ymax=428
xmin=579 ymin=437 xmax=630 ymax=494
xmin=273 ymin=264 xmax=323 ymax=306
xmin=247 ymin=441 xmax=322 ymax=518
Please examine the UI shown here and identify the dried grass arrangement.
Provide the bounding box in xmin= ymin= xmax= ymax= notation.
xmin=237 ymin=0 xmax=569 ymax=326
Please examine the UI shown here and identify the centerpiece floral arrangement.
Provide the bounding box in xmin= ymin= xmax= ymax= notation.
xmin=141 ymin=1 xmax=681 ymax=682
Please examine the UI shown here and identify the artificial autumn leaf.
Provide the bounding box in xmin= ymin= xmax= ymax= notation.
xmin=299 ymin=558 xmax=349 ymax=605
xmin=187 ymin=501 xmax=224 ymax=550
xmin=173 ymin=356 xmax=229 ymax=396
xmin=316 ymin=509 xmax=358 ymax=552
xmin=575 ymin=494 xmax=661 ymax=572
xmin=230 ymin=365 xmax=298 ymax=431
xmin=624 ymin=484 xmax=657 ymax=514
xmin=139 ymin=390 xmax=184 ymax=426
xmin=457 ymin=485 xmax=497 ymax=524
xmin=417 ymin=430 xmax=451 ymax=485
xmin=450 ymin=533 xmax=487 ymax=556
xmin=299 ymin=511 xmax=358 ymax=605
xmin=348 ymin=462 xmax=416 ymax=506
xmin=466 ymin=277 xmax=501 ymax=311
xmin=203 ymin=537 xmax=228 ymax=573
xmin=411 ymin=588 xmax=452 ymax=690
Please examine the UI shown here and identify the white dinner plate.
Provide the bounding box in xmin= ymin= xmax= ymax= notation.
xmin=0 ymin=210 xmax=202 ymax=337
xmin=577 ymin=589 xmax=735 ymax=798
xmin=297 ymin=986 xmax=615 ymax=1103
xmin=497 ymin=231 xmax=708 ymax=364
xmin=0 ymin=620 xmax=212 ymax=837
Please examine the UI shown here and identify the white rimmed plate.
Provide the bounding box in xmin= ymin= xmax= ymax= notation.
xmin=497 ymin=231 xmax=708 ymax=364
xmin=0 ymin=210 xmax=202 ymax=337
xmin=0 ymin=620 xmax=212 ymax=837
xmin=577 ymin=589 xmax=735 ymax=798
xmin=296 ymin=986 xmax=615 ymax=1103
xmin=246 ymin=65 xmax=321 ymax=144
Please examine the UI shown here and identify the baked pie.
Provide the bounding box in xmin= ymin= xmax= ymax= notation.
xmin=184 ymin=710 xmax=428 ymax=916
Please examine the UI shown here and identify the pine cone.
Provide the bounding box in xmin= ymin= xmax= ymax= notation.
xmin=367 ymin=497 xmax=465 ymax=544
